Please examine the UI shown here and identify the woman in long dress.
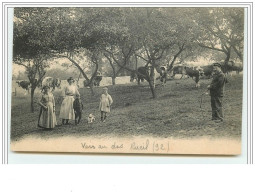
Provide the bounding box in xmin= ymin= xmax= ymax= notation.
xmin=38 ymin=86 xmax=57 ymax=129
xmin=59 ymin=77 xmax=80 ymax=125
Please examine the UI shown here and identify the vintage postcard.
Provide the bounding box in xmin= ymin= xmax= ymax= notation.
xmin=11 ymin=7 xmax=244 ymax=155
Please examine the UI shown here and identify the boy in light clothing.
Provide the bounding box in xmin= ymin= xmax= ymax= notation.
xmin=99 ymin=87 xmax=113 ymax=122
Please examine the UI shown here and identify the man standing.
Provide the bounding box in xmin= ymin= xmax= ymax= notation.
xmin=207 ymin=63 xmax=227 ymax=122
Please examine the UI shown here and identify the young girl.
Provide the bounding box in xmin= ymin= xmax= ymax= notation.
xmin=38 ymin=86 xmax=57 ymax=129
xmin=99 ymin=87 xmax=113 ymax=122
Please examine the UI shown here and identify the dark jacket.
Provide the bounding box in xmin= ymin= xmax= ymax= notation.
xmin=209 ymin=71 xmax=227 ymax=97
xmin=73 ymin=98 xmax=83 ymax=112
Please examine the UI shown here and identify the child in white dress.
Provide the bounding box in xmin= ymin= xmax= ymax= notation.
xmin=99 ymin=87 xmax=113 ymax=122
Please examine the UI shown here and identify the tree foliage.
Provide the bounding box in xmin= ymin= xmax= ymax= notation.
xmin=194 ymin=8 xmax=244 ymax=63
xmin=13 ymin=7 xmax=244 ymax=100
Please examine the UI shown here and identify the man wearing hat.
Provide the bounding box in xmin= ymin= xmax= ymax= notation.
xmin=207 ymin=63 xmax=227 ymax=122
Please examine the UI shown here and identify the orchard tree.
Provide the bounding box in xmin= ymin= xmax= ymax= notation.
xmin=13 ymin=8 xmax=52 ymax=112
xmin=194 ymin=8 xmax=244 ymax=65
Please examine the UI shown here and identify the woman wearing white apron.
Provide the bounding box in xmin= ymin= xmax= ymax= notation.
xmin=59 ymin=77 xmax=80 ymax=125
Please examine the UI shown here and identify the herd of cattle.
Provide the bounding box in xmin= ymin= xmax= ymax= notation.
xmin=16 ymin=77 xmax=62 ymax=94
xmin=14 ymin=62 xmax=243 ymax=94
xmin=130 ymin=62 xmax=242 ymax=88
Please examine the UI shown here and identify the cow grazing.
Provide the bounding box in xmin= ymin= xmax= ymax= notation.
xmin=83 ymin=71 xmax=103 ymax=87
xmin=171 ymin=66 xmax=187 ymax=79
xmin=233 ymin=66 xmax=243 ymax=74
xmin=16 ymin=80 xmax=30 ymax=95
xmin=171 ymin=65 xmax=203 ymax=87
xmin=184 ymin=66 xmax=202 ymax=88
xmin=221 ymin=63 xmax=243 ymax=75
xmin=93 ymin=72 xmax=103 ymax=86
xmin=201 ymin=62 xmax=243 ymax=77
xmin=41 ymin=77 xmax=61 ymax=91
xmin=130 ymin=71 xmax=137 ymax=82
xmin=201 ymin=65 xmax=214 ymax=78
xmin=135 ymin=66 xmax=160 ymax=88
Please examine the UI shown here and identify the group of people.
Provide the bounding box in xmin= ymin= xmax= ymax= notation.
xmin=37 ymin=77 xmax=113 ymax=130
xmin=37 ymin=62 xmax=227 ymax=130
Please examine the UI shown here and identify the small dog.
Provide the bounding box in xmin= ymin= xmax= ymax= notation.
xmin=88 ymin=114 xmax=96 ymax=123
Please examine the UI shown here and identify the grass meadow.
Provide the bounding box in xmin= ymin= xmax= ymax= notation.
xmin=11 ymin=74 xmax=243 ymax=142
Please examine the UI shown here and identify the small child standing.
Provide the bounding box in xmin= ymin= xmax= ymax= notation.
xmin=73 ymin=94 xmax=83 ymax=125
xmin=99 ymin=87 xmax=113 ymax=122
xmin=38 ymin=86 xmax=57 ymax=129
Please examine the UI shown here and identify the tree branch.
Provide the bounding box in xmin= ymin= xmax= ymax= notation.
xmin=232 ymin=45 xmax=243 ymax=61
xmin=135 ymin=54 xmax=149 ymax=62
xmin=14 ymin=61 xmax=29 ymax=68
xmin=197 ymin=42 xmax=225 ymax=53
xmin=54 ymin=54 xmax=90 ymax=81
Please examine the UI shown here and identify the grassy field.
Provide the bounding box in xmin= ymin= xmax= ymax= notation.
xmin=11 ymin=74 xmax=243 ymax=142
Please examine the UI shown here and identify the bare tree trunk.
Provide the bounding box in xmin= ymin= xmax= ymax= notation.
xmin=224 ymin=51 xmax=231 ymax=66
xmin=88 ymin=83 xmax=95 ymax=96
xmin=112 ymin=77 xmax=116 ymax=85
xmin=232 ymin=45 xmax=243 ymax=61
xmin=223 ymin=49 xmax=231 ymax=73
xmin=167 ymin=44 xmax=185 ymax=71
xmin=135 ymin=55 xmax=138 ymax=71
xmin=30 ymin=87 xmax=35 ymax=112
xmin=106 ymin=49 xmax=156 ymax=98
xmin=148 ymin=79 xmax=156 ymax=98
xmin=104 ymin=53 xmax=117 ymax=85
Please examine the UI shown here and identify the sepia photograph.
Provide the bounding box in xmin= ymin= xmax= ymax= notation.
xmin=10 ymin=7 xmax=244 ymax=155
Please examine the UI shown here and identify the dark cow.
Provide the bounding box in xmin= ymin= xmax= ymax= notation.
xmin=184 ymin=66 xmax=203 ymax=88
xmin=171 ymin=66 xmax=203 ymax=87
xmin=201 ymin=62 xmax=243 ymax=78
xmin=201 ymin=65 xmax=214 ymax=77
xmin=171 ymin=66 xmax=187 ymax=79
xmin=130 ymin=66 xmax=159 ymax=88
xmin=221 ymin=61 xmax=243 ymax=75
xmin=137 ymin=66 xmax=159 ymax=88
xmin=16 ymin=80 xmax=30 ymax=94
xmin=93 ymin=71 xmax=103 ymax=86
xmin=130 ymin=71 xmax=138 ymax=82
xmin=42 ymin=77 xmax=61 ymax=91
xmin=83 ymin=71 xmax=103 ymax=87
xmin=233 ymin=66 xmax=243 ymax=74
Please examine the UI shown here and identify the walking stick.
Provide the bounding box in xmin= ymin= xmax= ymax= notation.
xmin=199 ymin=90 xmax=209 ymax=119
xmin=199 ymin=90 xmax=209 ymax=108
